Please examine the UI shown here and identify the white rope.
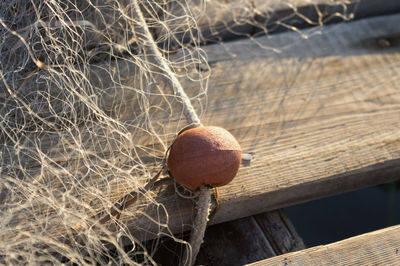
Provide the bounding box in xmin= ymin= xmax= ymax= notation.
xmin=130 ymin=0 xmax=201 ymax=127
xmin=183 ymin=186 xmax=212 ymax=265
xmin=130 ymin=1 xmax=209 ymax=265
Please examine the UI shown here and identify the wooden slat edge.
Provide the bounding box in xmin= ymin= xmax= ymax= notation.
xmin=211 ymin=161 xmax=400 ymax=225
xmin=248 ymin=224 xmax=400 ymax=265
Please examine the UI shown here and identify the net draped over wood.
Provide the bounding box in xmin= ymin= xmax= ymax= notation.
xmin=0 ymin=0 xmax=356 ymax=264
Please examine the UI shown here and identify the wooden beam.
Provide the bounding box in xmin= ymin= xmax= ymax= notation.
xmin=196 ymin=216 xmax=276 ymax=265
xmin=254 ymin=210 xmax=305 ymax=255
xmin=248 ymin=224 xmax=400 ymax=265
xmin=196 ymin=210 xmax=305 ymax=265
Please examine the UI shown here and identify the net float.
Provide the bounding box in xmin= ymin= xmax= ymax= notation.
xmin=167 ymin=126 xmax=242 ymax=190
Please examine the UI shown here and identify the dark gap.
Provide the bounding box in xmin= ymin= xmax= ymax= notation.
xmin=284 ymin=180 xmax=400 ymax=247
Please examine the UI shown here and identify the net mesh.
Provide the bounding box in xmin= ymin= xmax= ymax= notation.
xmin=0 ymin=0 xmax=356 ymax=264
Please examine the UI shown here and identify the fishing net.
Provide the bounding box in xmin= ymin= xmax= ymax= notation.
xmin=0 ymin=0 xmax=357 ymax=264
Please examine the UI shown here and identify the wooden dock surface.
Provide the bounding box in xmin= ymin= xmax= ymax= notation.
xmin=3 ymin=1 xmax=400 ymax=245
xmin=249 ymin=224 xmax=400 ymax=265
xmin=197 ymin=12 xmax=400 ymax=226
xmin=128 ymin=13 xmax=400 ymax=238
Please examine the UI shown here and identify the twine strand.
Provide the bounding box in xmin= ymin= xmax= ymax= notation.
xmin=129 ymin=1 xmax=209 ymax=265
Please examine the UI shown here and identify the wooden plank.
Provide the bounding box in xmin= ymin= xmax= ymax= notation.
xmin=199 ymin=13 xmax=400 ymax=226
xmin=195 ymin=210 xmax=305 ymax=265
xmin=248 ymin=224 xmax=400 ymax=265
xmin=4 ymin=1 xmax=400 ymax=164
xmin=126 ymin=13 xmax=400 ymax=239
xmin=3 ymin=13 xmax=400 ymax=243
xmin=156 ymin=0 xmax=400 ymax=46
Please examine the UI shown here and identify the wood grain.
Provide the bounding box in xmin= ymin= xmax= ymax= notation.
xmin=254 ymin=210 xmax=305 ymax=255
xmin=248 ymin=224 xmax=400 ymax=265
xmin=127 ymin=13 xmax=400 ymax=239
xmin=4 ymin=12 xmax=400 ymax=243
xmin=196 ymin=209 xmax=305 ymax=266
xmin=156 ymin=0 xmax=400 ymax=46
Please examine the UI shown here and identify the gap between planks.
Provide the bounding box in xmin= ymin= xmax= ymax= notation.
xmin=196 ymin=209 xmax=305 ymax=266
xmin=150 ymin=209 xmax=305 ymax=265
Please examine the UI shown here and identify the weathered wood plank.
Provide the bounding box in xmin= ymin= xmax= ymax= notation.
xmin=3 ymin=13 xmax=400 ymax=244
xmin=126 ymin=13 xmax=400 ymax=239
xmin=195 ymin=209 xmax=305 ymax=266
xmin=157 ymin=0 xmax=400 ymax=46
xmin=199 ymin=13 xmax=400 ymax=226
xmin=248 ymin=224 xmax=400 ymax=265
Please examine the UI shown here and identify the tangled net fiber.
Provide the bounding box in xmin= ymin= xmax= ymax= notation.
xmin=0 ymin=0 xmax=355 ymax=264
